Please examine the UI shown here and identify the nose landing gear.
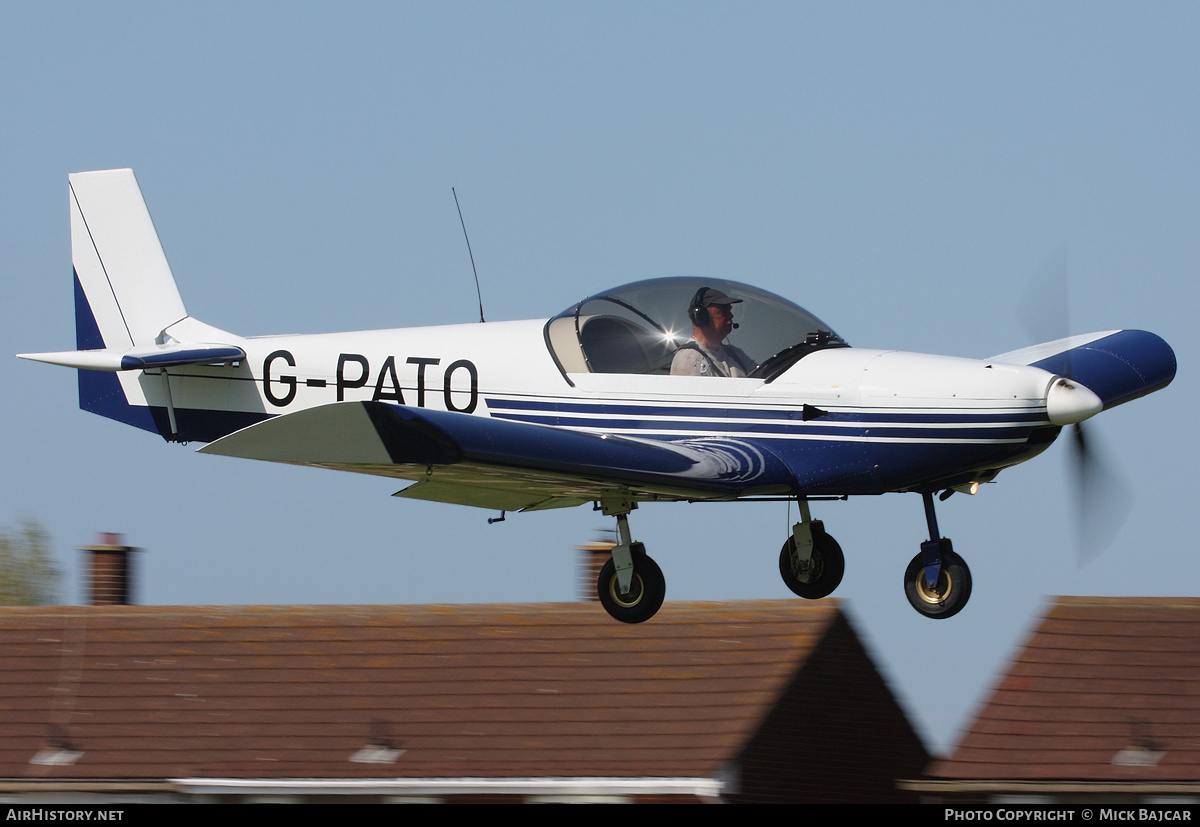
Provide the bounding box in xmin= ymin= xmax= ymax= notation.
xmin=902 ymin=492 xmax=972 ymax=619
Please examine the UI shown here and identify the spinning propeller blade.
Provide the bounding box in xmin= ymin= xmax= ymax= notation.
xmin=1021 ymin=251 xmax=1132 ymax=563
xmin=1068 ymin=420 xmax=1132 ymax=565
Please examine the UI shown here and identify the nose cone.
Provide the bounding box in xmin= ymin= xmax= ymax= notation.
xmin=1046 ymin=377 xmax=1104 ymax=425
xmin=1031 ymin=330 xmax=1176 ymax=409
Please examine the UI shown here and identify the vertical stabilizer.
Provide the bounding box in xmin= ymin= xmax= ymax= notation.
xmin=69 ymin=170 xmax=188 ymax=436
xmin=20 ymin=170 xmax=268 ymax=443
xmin=69 ymin=169 xmax=187 ymax=350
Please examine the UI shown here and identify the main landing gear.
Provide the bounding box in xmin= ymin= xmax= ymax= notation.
xmin=779 ymin=499 xmax=845 ymax=599
xmin=596 ymin=498 xmax=666 ymax=624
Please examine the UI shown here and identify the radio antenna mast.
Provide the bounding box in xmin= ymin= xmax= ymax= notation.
xmin=452 ymin=187 xmax=485 ymax=323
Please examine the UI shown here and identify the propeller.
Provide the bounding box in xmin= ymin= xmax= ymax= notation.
xmin=1021 ymin=250 xmax=1131 ymax=564
xmin=1067 ymin=417 xmax=1132 ymax=566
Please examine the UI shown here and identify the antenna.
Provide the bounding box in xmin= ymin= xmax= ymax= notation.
xmin=452 ymin=187 xmax=485 ymax=323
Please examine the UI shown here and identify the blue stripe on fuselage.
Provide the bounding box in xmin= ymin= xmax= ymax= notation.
xmin=484 ymin=396 xmax=1046 ymax=424
xmin=481 ymin=394 xmax=1056 ymax=494
xmin=486 ymin=411 xmax=1033 ymax=443
xmin=483 ymin=396 xmax=1046 ymax=443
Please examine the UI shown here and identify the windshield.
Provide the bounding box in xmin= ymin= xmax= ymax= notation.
xmin=544 ymin=277 xmax=846 ymax=379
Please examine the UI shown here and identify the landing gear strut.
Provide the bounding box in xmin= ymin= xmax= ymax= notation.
xmin=903 ymin=492 xmax=972 ymax=619
xmin=596 ymin=498 xmax=666 ymax=624
xmin=779 ymin=499 xmax=845 ymax=599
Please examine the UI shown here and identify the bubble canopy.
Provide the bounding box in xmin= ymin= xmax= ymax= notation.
xmin=544 ymin=277 xmax=847 ymax=379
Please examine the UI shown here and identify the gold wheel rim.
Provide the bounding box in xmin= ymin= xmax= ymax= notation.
xmin=609 ymin=572 xmax=645 ymax=609
xmin=915 ymin=568 xmax=953 ymax=605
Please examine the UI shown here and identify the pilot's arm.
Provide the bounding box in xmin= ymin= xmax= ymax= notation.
xmin=727 ymin=343 xmax=757 ymax=376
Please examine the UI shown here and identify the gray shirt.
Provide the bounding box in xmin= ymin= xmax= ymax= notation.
xmin=670 ymin=341 xmax=756 ymax=377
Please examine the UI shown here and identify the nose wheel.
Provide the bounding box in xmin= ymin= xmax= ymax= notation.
xmin=902 ymin=492 xmax=973 ymax=619
xmin=904 ymin=545 xmax=971 ymax=619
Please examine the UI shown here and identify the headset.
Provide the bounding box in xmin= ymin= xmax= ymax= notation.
xmin=688 ymin=287 xmax=715 ymax=327
xmin=688 ymin=287 xmax=739 ymax=329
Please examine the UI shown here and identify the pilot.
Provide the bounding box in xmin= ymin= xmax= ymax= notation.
xmin=670 ymin=287 xmax=757 ymax=377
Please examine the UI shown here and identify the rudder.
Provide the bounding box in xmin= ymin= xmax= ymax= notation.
xmin=69 ymin=169 xmax=187 ymax=351
xmin=69 ymin=169 xmax=188 ymax=435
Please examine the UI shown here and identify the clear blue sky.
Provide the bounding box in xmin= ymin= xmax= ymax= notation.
xmin=2 ymin=3 xmax=1195 ymax=752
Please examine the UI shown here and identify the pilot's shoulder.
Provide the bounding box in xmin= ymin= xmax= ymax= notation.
xmin=670 ymin=346 xmax=704 ymax=375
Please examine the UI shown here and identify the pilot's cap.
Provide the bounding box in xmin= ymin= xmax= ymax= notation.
xmin=693 ymin=287 xmax=742 ymax=308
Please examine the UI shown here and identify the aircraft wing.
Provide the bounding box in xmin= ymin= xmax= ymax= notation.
xmin=198 ymin=401 xmax=798 ymax=511
xmin=990 ymin=329 xmax=1176 ymax=410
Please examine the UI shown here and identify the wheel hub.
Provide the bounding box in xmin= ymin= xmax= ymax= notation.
xmin=914 ymin=568 xmax=953 ymax=605
xmin=790 ymin=548 xmax=823 ymax=584
xmin=608 ymin=572 xmax=645 ymax=608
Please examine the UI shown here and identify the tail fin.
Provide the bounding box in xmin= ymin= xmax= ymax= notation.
xmin=67 ymin=170 xmax=245 ymax=439
xmin=20 ymin=170 xmax=249 ymax=442
xmin=70 ymin=169 xmax=188 ymax=351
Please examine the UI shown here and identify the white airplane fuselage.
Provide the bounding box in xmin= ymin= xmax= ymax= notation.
xmin=87 ymin=313 xmax=1083 ymax=498
xmin=19 ymin=169 xmax=1176 ymax=622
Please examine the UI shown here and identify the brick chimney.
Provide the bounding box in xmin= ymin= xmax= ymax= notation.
xmin=79 ymin=533 xmax=138 ymax=606
xmin=576 ymin=533 xmax=616 ymax=602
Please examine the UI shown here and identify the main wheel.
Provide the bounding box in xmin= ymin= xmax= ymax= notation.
xmin=904 ymin=548 xmax=972 ymax=619
xmin=598 ymin=552 xmax=666 ymax=624
xmin=779 ymin=529 xmax=844 ymax=599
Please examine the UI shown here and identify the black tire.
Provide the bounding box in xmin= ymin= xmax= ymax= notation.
xmin=904 ymin=548 xmax=972 ymax=619
xmin=598 ymin=553 xmax=666 ymax=624
xmin=779 ymin=527 xmax=845 ymax=599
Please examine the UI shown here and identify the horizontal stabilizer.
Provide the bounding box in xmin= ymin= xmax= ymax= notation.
xmin=18 ymin=343 xmax=246 ymax=372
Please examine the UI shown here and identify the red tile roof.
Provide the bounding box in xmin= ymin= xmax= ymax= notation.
xmin=0 ymin=600 xmax=855 ymax=783
xmin=927 ymin=596 xmax=1200 ymax=784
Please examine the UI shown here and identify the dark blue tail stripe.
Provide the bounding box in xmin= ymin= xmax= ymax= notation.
xmin=74 ymin=270 xmax=162 ymax=436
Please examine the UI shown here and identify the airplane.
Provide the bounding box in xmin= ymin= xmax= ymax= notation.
xmin=19 ymin=169 xmax=1177 ymax=623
